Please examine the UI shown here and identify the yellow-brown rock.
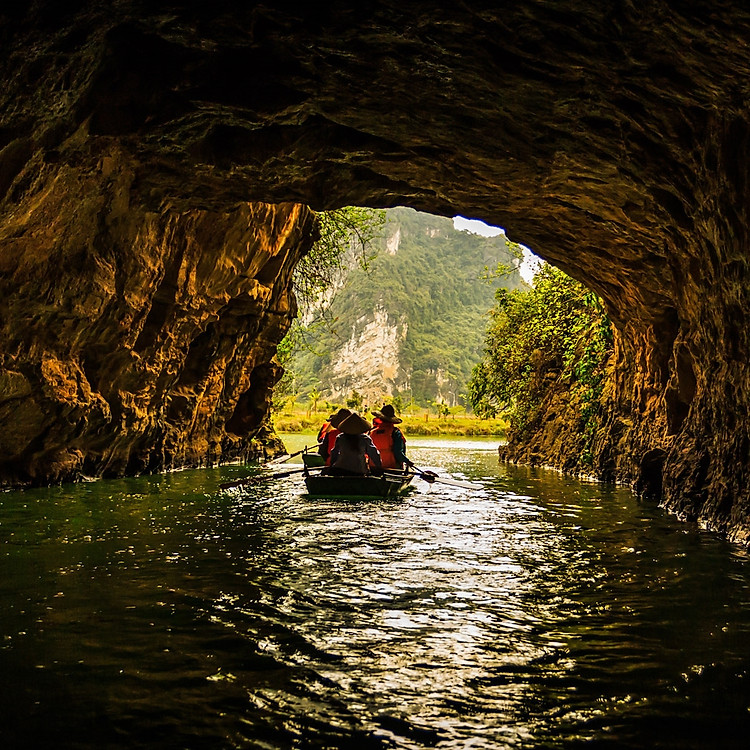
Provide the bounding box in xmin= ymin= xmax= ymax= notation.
xmin=2 ymin=3 xmax=750 ymax=540
xmin=0 ymin=139 xmax=315 ymax=484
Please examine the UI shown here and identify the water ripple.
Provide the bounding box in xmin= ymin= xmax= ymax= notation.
xmin=1 ymin=438 xmax=750 ymax=748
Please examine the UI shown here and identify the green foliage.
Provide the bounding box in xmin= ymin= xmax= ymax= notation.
xmin=468 ymin=263 xmax=613 ymax=464
xmin=346 ymin=390 xmax=364 ymax=410
xmin=273 ymin=410 xmax=508 ymax=437
xmin=291 ymin=207 xmax=525 ymax=406
xmin=307 ymin=387 xmax=321 ymax=414
xmin=272 ymin=206 xmax=385 ymax=411
xmin=293 ymin=206 xmax=386 ymax=313
xmin=271 ymin=326 xmax=299 ymax=412
xmin=480 ymin=239 xmax=525 ymax=282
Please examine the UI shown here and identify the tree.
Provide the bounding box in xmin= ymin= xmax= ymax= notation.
xmin=468 ymin=262 xmax=613 ymax=461
xmin=346 ymin=390 xmax=364 ymax=411
xmin=307 ymin=387 xmax=321 ymax=416
xmin=292 ymin=206 xmax=386 ymax=316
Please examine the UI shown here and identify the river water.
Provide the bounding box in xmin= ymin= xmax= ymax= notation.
xmin=1 ymin=435 xmax=749 ymax=749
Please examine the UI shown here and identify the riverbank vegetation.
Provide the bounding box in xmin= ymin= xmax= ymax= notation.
xmin=468 ymin=263 xmax=613 ymax=466
xmin=273 ymin=407 xmax=508 ymax=437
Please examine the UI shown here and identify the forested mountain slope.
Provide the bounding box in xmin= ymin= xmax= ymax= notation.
xmin=291 ymin=207 xmax=524 ymax=408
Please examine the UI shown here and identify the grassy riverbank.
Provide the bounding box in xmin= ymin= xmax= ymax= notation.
xmin=272 ymin=410 xmax=508 ymax=437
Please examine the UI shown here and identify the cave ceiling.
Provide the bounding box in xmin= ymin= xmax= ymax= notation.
xmin=4 ymin=1 xmax=748 ymax=326
xmin=7 ymin=1 xmax=750 ymax=540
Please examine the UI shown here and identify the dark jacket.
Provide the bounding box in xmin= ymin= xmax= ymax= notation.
xmin=329 ymin=433 xmax=382 ymax=475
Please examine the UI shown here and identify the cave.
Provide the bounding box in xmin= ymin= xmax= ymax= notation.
xmin=2 ymin=2 xmax=750 ymax=541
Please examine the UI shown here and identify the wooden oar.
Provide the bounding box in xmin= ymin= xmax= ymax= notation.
xmin=406 ymin=463 xmax=483 ymax=490
xmin=267 ymin=445 xmax=318 ymax=465
xmin=219 ymin=466 xmax=317 ymax=490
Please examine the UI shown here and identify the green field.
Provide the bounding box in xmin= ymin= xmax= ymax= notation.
xmin=272 ymin=410 xmax=507 ymax=437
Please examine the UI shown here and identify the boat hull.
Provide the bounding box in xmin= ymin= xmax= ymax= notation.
xmin=302 ymin=452 xmax=326 ymax=468
xmin=304 ymin=471 xmax=413 ymax=498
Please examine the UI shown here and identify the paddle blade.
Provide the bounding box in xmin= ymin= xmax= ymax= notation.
xmin=411 ymin=469 xmax=482 ymax=490
xmin=427 ymin=475 xmax=483 ymax=490
xmin=267 ymin=445 xmax=318 ymax=465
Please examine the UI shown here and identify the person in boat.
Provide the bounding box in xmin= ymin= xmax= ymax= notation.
xmin=318 ymin=408 xmax=352 ymax=466
xmin=317 ymin=412 xmax=337 ymax=443
xmin=327 ymin=412 xmax=383 ymax=476
xmin=370 ymin=404 xmax=411 ymax=471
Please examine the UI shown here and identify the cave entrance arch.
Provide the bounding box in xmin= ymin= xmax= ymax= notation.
xmin=2 ymin=2 xmax=749 ymax=540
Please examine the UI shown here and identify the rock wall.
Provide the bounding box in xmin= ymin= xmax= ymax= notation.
xmin=2 ymin=3 xmax=750 ymax=538
xmin=330 ymin=306 xmax=407 ymax=405
xmin=0 ymin=137 xmax=315 ymax=485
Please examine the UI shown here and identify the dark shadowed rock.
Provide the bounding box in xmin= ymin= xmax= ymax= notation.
xmin=2 ymin=2 xmax=750 ymax=540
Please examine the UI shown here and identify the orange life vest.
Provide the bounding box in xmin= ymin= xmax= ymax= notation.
xmin=370 ymin=420 xmax=399 ymax=469
xmin=322 ymin=428 xmax=340 ymax=466
xmin=317 ymin=421 xmax=332 ymax=442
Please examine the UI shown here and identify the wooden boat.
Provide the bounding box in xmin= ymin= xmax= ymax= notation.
xmin=302 ymin=451 xmax=325 ymax=468
xmin=304 ymin=470 xmax=414 ymax=499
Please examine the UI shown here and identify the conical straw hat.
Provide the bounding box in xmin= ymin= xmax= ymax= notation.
xmin=329 ymin=408 xmax=352 ymax=428
xmin=338 ymin=412 xmax=371 ymax=434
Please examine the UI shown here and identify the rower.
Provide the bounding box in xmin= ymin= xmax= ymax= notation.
xmin=316 ymin=412 xmax=337 ymax=443
xmin=318 ymin=408 xmax=352 ymax=466
xmin=369 ymin=404 xmax=410 ymax=471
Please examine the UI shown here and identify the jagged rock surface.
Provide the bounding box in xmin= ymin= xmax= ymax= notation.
xmin=2 ymin=2 xmax=750 ymax=539
xmin=0 ymin=138 xmax=315 ymax=484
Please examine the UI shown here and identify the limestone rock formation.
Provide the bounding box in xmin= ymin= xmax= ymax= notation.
xmin=0 ymin=138 xmax=315 ymax=484
xmin=330 ymin=306 xmax=407 ymax=405
xmin=2 ymin=2 xmax=750 ymax=540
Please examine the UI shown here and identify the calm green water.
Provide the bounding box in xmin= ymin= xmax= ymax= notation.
xmin=1 ymin=435 xmax=749 ymax=749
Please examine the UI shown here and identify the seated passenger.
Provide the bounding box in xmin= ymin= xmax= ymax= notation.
xmin=318 ymin=408 xmax=352 ymax=466
xmin=328 ymin=413 xmax=383 ymax=476
xmin=317 ymin=412 xmax=337 ymax=443
xmin=370 ymin=404 xmax=409 ymax=471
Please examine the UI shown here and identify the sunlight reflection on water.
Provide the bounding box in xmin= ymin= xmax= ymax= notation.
xmin=0 ymin=436 xmax=749 ymax=748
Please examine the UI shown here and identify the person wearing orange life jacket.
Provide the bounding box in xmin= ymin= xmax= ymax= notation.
xmin=318 ymin=408 xmax=352 ymax=466
xmin=317 ymin=412 xmax=337 ymax=443
xmin=369 ymin=404 xmax=410 ymax=471
xmin=318 ymin=414 xmax=333 ymax=443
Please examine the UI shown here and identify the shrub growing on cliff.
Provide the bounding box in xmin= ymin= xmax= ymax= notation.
xmin=293 ymin=206 xmax=386 ymax=313
xmin=273 ymin=206 xmax=385 ymax=411
xmin=468 ymin=263 xmax=613 ymax=464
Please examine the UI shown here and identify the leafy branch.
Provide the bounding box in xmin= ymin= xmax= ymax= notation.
xmin=468 ymin=262 xmax=613 ymax=465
